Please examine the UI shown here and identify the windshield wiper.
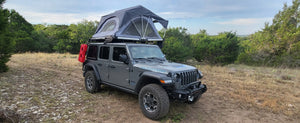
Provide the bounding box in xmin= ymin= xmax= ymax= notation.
xmin=146 ymin=57 xmax=165 ymax=61
xmin=134 ymin=58 xmax=149 ymax=61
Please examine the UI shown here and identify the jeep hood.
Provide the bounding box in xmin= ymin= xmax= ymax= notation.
xmin=134 ymin=61 xmax=196 ymax=74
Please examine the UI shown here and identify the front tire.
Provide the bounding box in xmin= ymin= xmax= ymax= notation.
xmin=85 ymin=71 xmax=100 ymax=93
xmin=139 ymin=84 xmax=169 ymax=120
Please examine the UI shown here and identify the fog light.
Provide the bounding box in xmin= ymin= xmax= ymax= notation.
xmin=188 ymin=95 xmax=194 ymax=102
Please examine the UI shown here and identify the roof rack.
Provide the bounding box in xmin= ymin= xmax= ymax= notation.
xmin=88 ymin=37 xmax=164 ymax=48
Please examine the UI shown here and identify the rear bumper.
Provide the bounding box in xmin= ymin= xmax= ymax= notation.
xmin=169 ymin=81 xmax=207 ymax=101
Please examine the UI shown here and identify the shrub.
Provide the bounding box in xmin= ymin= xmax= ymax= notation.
xmin=160 ymin=27 xmax=193 ymax=62
xmin=193 ymin=31 xmax=239 ymax=65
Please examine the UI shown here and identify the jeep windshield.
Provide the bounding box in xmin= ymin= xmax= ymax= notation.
xmin=129 ymin=46 xmax=165 ymax=61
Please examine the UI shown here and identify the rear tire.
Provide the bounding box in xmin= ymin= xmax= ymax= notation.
xmin=139 ymin=84 xmax=169 ymax=120
xmin=85 ymin=71 xmax=100 ymax=93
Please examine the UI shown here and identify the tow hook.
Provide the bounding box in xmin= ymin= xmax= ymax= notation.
xmin=188 ymin=95 xmax=194 ymax=102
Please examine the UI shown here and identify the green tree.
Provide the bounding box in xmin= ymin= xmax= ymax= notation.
xmin=7 ymin=9 xmax=34 ymax=52
xmin=0 ymin=0 xmax=14 ymax=72
xmin=31 ymin=24 xmax=53 ymax=52
xmin=159 ymin=27 xmax=193 ymax=62
xmin=193 ymin=31 xmax=239 ymax=65
xmin=68 ymin=20 xmax=98 ymax=53
xmin=237 ymin=0 xmax=300 ymax=67
xmin=52 ymin=25 xmax=70 ymax=53
xmin=191 ymin=30 xmax=210 ymax=62
xmin=50 ymin=20 xmax=98 ymax=53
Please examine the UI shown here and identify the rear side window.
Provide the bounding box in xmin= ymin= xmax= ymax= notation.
xmin=99 ymin=46 xmax=110 ymax=59
xmin=113 ymin=47 xmax=127 ymax=61
xmin=87 ymin=45 xmax=98 ymax=60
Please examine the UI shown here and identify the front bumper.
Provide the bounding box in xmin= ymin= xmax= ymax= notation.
xmin=169 ymin=81 xmax=207 ymax=101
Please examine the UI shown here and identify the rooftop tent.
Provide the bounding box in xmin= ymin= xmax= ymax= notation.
xmin=91 ymin=5 xmax=168 ymax=42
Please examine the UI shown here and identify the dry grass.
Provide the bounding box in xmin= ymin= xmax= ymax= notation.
xmin=0 ymin=53 xmax=299 ymax=122
xmin=198 ymin=64 xmax=300 ymax=118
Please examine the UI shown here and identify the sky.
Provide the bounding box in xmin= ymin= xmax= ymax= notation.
xmin=3 ymin=0 xmax=294 ymax=35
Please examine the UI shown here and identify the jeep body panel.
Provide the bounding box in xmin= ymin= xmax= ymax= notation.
xmin=83 ymin=42 xmax=206 ymax=101
xmin=133 ymin=71 xmax=172 ymax=92
xmin=133 ymin=62 xmax=197 ymax=74
xmin=107 ymin=45 xmax=130 ymax=87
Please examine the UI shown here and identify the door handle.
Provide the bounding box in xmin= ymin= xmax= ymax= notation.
xmin=98 ymin=63 xmax=102 ymax=66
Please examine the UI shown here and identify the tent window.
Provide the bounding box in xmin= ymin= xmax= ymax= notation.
xmin=100 ymin=20 xmax=116 ymax=32
xmin=122 ymin=23 xmax=140 ymax=36
xmin=122 ymin=18 xmax=157 ymax=38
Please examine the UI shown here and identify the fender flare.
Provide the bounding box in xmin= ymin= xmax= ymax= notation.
xmin=135 ymin=71 xmax=166 ymax=93
xmin=83 ymin=63 xmax=101 ymax=81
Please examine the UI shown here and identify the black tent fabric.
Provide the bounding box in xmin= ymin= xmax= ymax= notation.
xmin=91 ymin=5 xmax=168 ymax=41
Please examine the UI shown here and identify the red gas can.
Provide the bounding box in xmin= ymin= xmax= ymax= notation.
xmin=78 ymin=44 xmax=88 ymax=63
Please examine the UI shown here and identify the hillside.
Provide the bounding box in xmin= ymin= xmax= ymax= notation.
xmin=0 ymin=53 xmax=299 ymax=122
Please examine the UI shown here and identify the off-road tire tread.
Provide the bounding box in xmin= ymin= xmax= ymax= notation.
xmin=139 ymin=84 xmax=169 ymax=120
xmin=85 ymin=71 xmax=100 ymax=93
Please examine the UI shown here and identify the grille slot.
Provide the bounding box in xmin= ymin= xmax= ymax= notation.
xmin=178 ymin=70 xmax=198 ymax=85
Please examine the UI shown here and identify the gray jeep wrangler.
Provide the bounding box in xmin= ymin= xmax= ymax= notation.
xmin=82 ymin=42 xmax=207 ymax=120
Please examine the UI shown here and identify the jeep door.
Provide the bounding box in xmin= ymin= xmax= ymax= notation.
xmin=108 ymin=46 xmax=130 ymax=88
xmin=97 ymin=46 xmax=110 ymax=82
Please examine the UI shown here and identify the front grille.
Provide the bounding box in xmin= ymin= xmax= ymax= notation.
xmin=178 ymin=70 xmax=198 ymax=85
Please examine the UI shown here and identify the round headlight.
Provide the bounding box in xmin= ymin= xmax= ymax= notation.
xmin=167 ymin=72 xmax=172 ymax=77
xmin=173 ymin=73 xmax=178 ymax=78
xmin=174 ymin=73 xmax=181 ymax=82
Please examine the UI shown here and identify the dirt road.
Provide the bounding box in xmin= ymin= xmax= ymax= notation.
xmin=0 ymin=53 xmax=299 ymax=122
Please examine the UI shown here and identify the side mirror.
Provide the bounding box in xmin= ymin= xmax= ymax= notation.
xmin=119 ymin=54 xmax=129 ymax=64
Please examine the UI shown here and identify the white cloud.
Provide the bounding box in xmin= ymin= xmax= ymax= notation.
xmin=18 ymin=11 xmax=111 ymax=24
xmin=158 ymin=11 xmax=202 ymax=19
xmin=203 ymin=5 xmax=244 ymax=13
xmin=215 ymin=18 xmax=273 ymax=26
xmin=209 ymin=17 xmax=274 ymax=35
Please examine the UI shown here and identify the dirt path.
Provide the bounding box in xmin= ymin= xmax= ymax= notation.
xmin=0 ymin=53 xmax=299 ymax=122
